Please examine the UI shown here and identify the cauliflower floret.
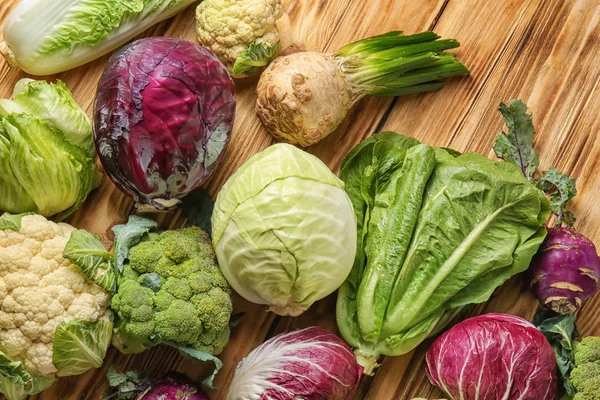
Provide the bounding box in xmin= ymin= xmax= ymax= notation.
xmin=196 ymin=0 xmax=284 ymax=76
xmin=25 ymin=342 xmax=56 ymax=376
xmin=0 ymin=328 xmax=32 ymax=357
xmin=0 ymin=214 xmax=112 ymax=380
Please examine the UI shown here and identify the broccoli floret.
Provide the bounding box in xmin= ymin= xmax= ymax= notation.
xmin=164 ymin=277 xmax=193 ymax=300
xmin=154 ymin=300 xmax=203 ymax=344
xmin=111 ymin=280 xmax=154 ymax=320
xmin=128 ymin=241 xmax=162 ymax=273
xmin=571 ymin=337 xmax=600 ymax=400
xmin=191 ymin=288 xmax=233 ymax=331
xmin=111 ymin=226 xmax=233 ymax=356
xmin=154 ymin=290 xmax=175 ymax=311
xmin=194 ymin=326 xmax=231 ymax=355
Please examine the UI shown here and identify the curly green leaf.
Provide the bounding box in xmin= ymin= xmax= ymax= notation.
xmin=232 ymin=42 xmax=280 ymax=77
xmin=176 ymin=345 xmax=223 ymax=390
xmin=493 ymin=99 xmax=539 ymax=180
xmin=538 ymin=167 xmax=577 ymax=227
xmin=534 ymin=311 xmax=578 ymax=397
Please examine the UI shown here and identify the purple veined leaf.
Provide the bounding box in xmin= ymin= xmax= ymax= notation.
xmin=425 ymin=313 xmax=558 ymax=400
xmin=227 ymin=327 xmax=363 ymax=400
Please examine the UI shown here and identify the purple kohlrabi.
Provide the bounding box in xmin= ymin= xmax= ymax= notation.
xmin=530 ymin=226 xmax=600 ymax=314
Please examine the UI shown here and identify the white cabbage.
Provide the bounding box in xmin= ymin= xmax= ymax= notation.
xmin=212 ymin=144 xmax=357 ymax=316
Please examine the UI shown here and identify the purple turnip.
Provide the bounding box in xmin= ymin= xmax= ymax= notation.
xmin=530 ymin=226 xmax=600 ymax=314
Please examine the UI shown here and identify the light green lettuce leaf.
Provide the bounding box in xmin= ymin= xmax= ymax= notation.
xmin=0 ymin=114 xmax=99 ymax=219
xmin=0 ymin=122 xmax=36 ymax=213
xmin=11 ymin=79 xmax=95 ymax=157
xmin=0 ymin=351 xmax=54 ymax=400
xmin=63 ymin=229 xmax=117 ymax=294
xmin=53 ymin=319 xmax=113 ymax=377
xmin=37 ymin=0 xmax=145 ymax=55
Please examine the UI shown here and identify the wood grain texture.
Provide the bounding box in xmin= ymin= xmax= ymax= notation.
xmin=0 ymin=0 xmax=599 ymax=399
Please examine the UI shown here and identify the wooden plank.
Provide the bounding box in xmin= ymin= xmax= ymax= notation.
xmin=0 ymin=0 xmax=599 ymax=399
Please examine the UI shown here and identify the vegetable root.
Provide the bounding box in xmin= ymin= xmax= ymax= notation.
xmin=256 ymin=31 xmax=469 ymax=146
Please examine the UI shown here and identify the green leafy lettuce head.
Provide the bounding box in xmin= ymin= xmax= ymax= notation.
xmin=212 ymin=143 xmax=357 ymax=316
xmin=0 ymin=79 xmax=101 ymax=219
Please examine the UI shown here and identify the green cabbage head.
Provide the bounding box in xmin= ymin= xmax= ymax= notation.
xmin=212 ymin=143 xmax=357 ymax=316
xmin=0 ymin=79 xmax=101 ymax=219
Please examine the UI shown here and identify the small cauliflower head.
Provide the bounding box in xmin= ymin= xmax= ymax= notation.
xmin=0 ymin=214 xmax=112 ymax=382
xmin=571 ymin=336 xmax=600 ymax=400
xmin=196 ymin=0 xmax=284 ymax=77
xmin=111 ymin=227 xmax=233 ymax=356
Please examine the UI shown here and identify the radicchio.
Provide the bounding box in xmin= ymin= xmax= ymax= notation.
xmin=425 ymin=313 xmax=558 ymax=400
xmin=227 ymin=327 xmax=362 ymax=400
xmin=94 ymin=37 xmax=235 ymax=210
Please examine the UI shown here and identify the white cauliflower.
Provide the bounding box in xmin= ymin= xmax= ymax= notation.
xmin=196 ymin=0 xmax=287 ymax=77
xmin=0 ymin=214 xmax=112 ymax=400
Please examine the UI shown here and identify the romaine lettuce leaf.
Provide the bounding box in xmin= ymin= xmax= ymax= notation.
xmin=337 ymin=132 xmax=551 ymax=365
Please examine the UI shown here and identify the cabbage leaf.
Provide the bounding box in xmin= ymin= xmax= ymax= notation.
xmin=63 ymin=229 xmax=117 ymax=294
xmin=232 ymin=42 xmax=280 ymax=77
xmin=52 ymin=319 xmax=113 ymax=377
xmin=0 ymin=351 xmax=54 ymax=400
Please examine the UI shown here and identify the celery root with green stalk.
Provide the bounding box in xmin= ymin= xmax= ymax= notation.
xmin=256 ymin=31 xmax=469 ymax=147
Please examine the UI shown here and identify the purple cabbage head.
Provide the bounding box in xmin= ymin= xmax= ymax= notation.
xmin=530 ymin=226 xmax=600 ymax=314
xmin=425 ymin=313 xmax=558 ymax=400
xmin=227 ymin=327 xmax=363 ymax=400
xmin=93 ymin=37 xmax=236 ymax=210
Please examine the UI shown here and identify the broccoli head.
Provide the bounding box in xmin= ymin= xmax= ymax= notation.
xmin=111 ymin=227 xmax=233 ymax=356
xmin=571 ymin=336 xmax=600 ymax=400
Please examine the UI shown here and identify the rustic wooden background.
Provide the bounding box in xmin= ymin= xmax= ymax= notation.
xmin=1 ymin=0 xmax=599 ymax=398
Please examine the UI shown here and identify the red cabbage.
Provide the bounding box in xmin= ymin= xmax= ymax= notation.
xmin=93 ymin=37 xmax=235 ymax=210
xmin=227 ymin=327 xmax=362 ymax=400
xmin=425 ymin=313 xmax=558 ymax=400
xmin=530 ymin=226 xmax=600 ymax=314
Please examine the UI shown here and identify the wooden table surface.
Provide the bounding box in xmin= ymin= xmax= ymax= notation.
xmin=1 ymin=0 xmax=600 ymax=399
